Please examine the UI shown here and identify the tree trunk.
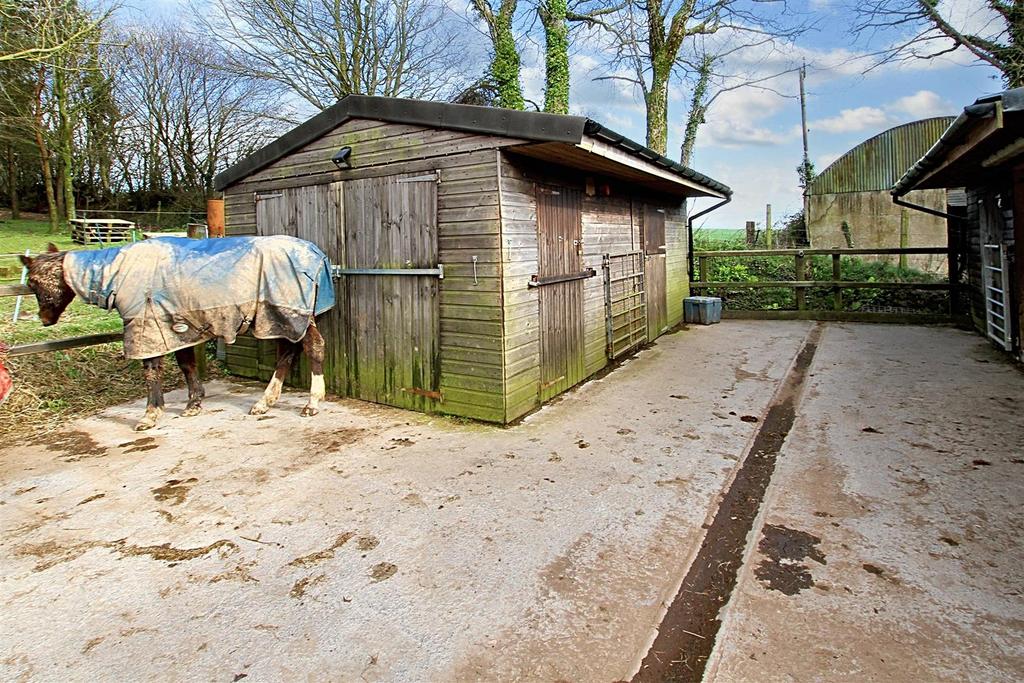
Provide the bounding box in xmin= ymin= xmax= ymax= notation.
xmin=32 ymin=67 xmax=59 ymax=233
xmin=541 ymin=0 xmax=570 ymax=114
xmin=5 ymin=144 xmax=19 ymax=220
xmin=54 ymin=64 xmax=76 ymax=221
xmin=680 ymin=56 xmax=713 ymax=166
xmin=491 ymin=11 xmax=524 ymax=109
xmin=645 ymin=68 xmax=670 ymax=155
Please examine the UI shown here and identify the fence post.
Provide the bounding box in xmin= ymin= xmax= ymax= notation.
xmin=795 ymin=251 xmax=806 ymax=311
xmin=745 ymin=221 xmax=756 ymax=247
xmin=832 ymin=252 xmax=842 ymax=311
xmin=765 ymin=203 xmax=773 ymax=248
xmin=899 ymin=208 xmax=909 ymax=269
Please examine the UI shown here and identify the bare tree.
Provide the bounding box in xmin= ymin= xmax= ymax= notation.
xmin=601 ymin=0 xmax=803 ymax=156
xmin=113 ymin=24 xmax=289 ymax=202
xmin=200 ymin=0 xmax=467 ymax=111
xmin=0 ymin=0 xmax=112 ymax=63
xmin=853 ymin=0 xmax=1024 ymax=86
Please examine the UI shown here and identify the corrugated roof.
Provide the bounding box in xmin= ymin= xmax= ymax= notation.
xmin=214 ymin=95 xmax=731 ymax=197
xmin=893 ymin=86 xmax=1024 ymax=196
xmin=808 ymin=117 xmax=955 ymax=195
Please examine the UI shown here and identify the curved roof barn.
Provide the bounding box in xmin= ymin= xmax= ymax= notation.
xmin=808 ymin=117 xmax=956 ymax=196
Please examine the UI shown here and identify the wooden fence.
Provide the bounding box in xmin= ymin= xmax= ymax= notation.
xmin=691 ymin=246 xmax=962 ymax=324
xmin=0 ymin=283 xmax=124 ymax=357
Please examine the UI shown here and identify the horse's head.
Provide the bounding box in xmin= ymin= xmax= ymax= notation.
xmin=20 ymin=243 xmax=75 ymax=326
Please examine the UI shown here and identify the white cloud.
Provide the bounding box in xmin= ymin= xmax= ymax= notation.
xmin=699 ymin=87 xmax=798 ymax=149
xmin=889 ymin=90 xmax=953 ymax=119
xmin=811 ymin=106 xmax=890 ymax=134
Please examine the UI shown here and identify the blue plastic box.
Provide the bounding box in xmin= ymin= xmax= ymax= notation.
xmin=684 ymin=296 xmax=722 ymax=325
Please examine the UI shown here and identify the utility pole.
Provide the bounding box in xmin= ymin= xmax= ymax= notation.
xmin=799 ymin=62 xmax=810 ymax=229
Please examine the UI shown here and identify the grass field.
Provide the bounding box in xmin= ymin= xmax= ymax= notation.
xmin=0 ymin=218 xmax=190 ymax=439
xmin=0 ymin=218 xmax=126 ymax=346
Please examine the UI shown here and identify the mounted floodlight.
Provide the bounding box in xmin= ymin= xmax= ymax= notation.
xmin=332 ymin=146 xmax=352 ymax=169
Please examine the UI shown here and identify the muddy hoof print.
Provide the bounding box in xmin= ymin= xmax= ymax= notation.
xmin=300 ymin=406 xmax=319 ymax=417
xmin=134 ymin=420 xmax=156 ymax=432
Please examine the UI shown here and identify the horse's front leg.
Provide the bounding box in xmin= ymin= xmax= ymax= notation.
xmin=300 ymin=323 xmax=325 ymax=417
xmin=136 ymin=356 xmax=165 ymax=431
xmin=175 ymin=346 xmax=205 ymax=416
xmin=250 ymin=339 xmax=299 ymax=415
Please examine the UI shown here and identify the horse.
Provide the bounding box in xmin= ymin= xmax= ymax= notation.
xmin=20 ymin=236 xmax=335 ymax=431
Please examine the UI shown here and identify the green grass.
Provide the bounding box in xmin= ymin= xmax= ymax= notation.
xmin=1 ymin=218 xmax=124 ymax=346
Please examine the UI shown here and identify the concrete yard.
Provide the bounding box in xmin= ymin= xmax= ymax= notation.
xmin=1 ymin=321 xmax=1022 ymax=681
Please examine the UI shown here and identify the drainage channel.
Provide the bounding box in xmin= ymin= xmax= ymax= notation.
xmin=632 ymin=323 xmax=824 ymax=682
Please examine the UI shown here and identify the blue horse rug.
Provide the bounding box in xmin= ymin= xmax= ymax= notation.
xmin=64 ymin=236 xmax=335 ymax=359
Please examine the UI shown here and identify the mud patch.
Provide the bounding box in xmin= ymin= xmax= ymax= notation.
xmin=288 ymin=532 xmax=355 ymax=567
xmin=14 ymin=537 xmax=237 ymax=571
xmin=116 ymin=539 xmax=238 ymax=563
xmin=76 ymin=493 xmax=105 ymax=506
xmin=290 ymin=573 xmax=326 ymax=599
xmin=151 ymin=478 xmax=198 ymax=506
xmin=356 ymin=535 xmax=379 ymax=552
xmin=119 ymin=436 xmax=158 ymax=454
xmin=32 ymin=429 xmax=107 ymax=462
xmin=319 ymin=427 xmax=366 ymax=451
xmin=370 ymin=562 xmax=397 ymax=582
xmin=753 ymin=525 xmax=827 ymax=596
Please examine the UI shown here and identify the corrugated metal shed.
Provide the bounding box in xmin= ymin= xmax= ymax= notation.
xmin=809 ymin=117 xmax=955 ymax=195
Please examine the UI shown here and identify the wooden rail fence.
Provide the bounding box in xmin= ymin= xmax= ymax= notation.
xmin=691 ymin=246 xmax=961 ymax=323
xmin=1 ymin=283 xmax=125 ymax=357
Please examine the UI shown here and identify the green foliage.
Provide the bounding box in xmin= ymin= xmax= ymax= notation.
xmin=541 ymin=0 xmax=569 ymax=114
xmin=490 ymin=11 xmax=524 ymax=110
xmin=693 ymin=232 xmax=948 ymax=313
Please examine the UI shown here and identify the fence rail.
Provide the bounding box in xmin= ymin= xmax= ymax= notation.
xmin=1 ymin=285 xmax=124 ymax=357
xmin=691 ymin=246 xmax=960 ymax=322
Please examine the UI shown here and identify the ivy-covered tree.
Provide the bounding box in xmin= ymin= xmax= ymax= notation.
xmin=470 ymin=0 xmax=524 ymax=109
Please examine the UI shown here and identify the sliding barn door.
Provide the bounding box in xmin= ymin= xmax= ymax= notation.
xmin=254 ymin=183 xmax=344 ymax=391
xmin=342 ymin=174 xmax=441 ymax=411
xmin=536 ymin=185 xmax=586 ymax=402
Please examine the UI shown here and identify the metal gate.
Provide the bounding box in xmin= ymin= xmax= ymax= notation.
xmin=983 ymin=243 xmax=1013 ymax=350
xmin=603 ymin=251 xmax=647 ymax=359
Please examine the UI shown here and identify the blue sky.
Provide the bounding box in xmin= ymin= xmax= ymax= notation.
xmin=120 ymin=0 xmax=1005 ymax=228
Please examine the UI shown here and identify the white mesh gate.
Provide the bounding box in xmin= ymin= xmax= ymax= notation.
xmin=982 ymin=243 xmax=1013 ymax=350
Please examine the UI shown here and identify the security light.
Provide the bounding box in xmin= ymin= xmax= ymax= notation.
xmin=332 ymin=146 xmax=352 ymax=169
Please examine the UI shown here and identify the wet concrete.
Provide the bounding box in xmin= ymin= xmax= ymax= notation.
xmin=0 ymin=321 xmax=809 ymax=681
xmin=706 ymin=324 xmax=1024 ymax=682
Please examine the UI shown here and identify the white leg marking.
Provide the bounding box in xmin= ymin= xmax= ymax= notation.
xmin=250 ymin=376 xmax=284 ymax=415
xmin=301 ymin=374 xmax=325 ymax=417
xmin=135 ymin=407 xmax=164 ymax=431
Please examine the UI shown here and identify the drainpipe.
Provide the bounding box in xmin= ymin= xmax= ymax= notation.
xmin=687 ymin=195 xmax=732 ymax=281
xmin=891 ymin=193 xmax=955 ymax=220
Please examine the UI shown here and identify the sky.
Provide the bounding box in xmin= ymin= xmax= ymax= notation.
xmin=121 ymin=0 xmax=1006 ymax=229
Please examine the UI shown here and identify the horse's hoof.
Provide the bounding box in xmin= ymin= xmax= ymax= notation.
xmin=300 ymin=406 xmax=319 ymax=417
xmin=182 ymin=405 xmax=202 ymax=417
xmin=134 ymin=420 xmax=155 ymax=432
xmin=249 ymin=401 xmax=269 ymax=415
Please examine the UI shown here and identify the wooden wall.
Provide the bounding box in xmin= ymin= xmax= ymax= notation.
xmin=221 ymin=118 xmax=525 ymax=422
xmin=497 ymin=152 xmax=689 ymax=422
